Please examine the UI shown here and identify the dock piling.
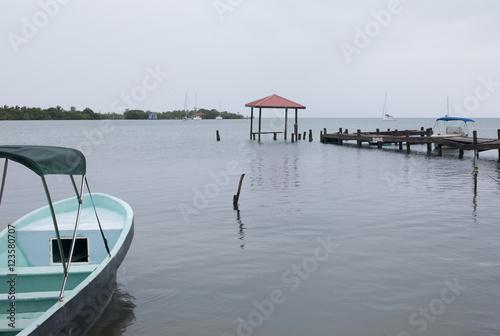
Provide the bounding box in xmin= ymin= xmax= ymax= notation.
xmin=216 ymin=130 xmax=220 ymax=141
xmin=498 ymin=129 xmax=500 ymax=161
xmin=405 ymin=130 xmax=410 ymax=153
xmin=473 ymin=131 xmax=478 ymax=158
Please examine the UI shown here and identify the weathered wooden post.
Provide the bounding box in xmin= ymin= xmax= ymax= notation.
xmin=459 ymin=149 xmax=464 ymax=158
xmin=405 ymin=130 xmax=410 ymax=153
xmin=303 ymin=131 xmax=306 ymax=140
xmin=426 ymin=128 xmax=432 ymax=153
xmin=309 ymin=129 xmax=313 ymax=142
xmin=216 ymin=130 xmax=220 ymax=141
xmin=339 ymin=127 xmax=342 ymax=134
xmin=273 ymin=132 xmax=277 ymax=141
xmin=473 ymin=130 xmax=478 ymax=158
xmin=291 ymin=133 xmax=295 ymax=142
xmin=498 ymin=129 xmax=500 ymax=162
xmin=357 ymin=129 xmax=362 ymax=147
xmin=233 ymin=174 xmax=245 ymax=209
xmin=437 ymin=144 xmax=442 ymax=156
xmin=320 ymin=130 xmax=323 ymax=143
xmin=399 ymin=142 xmax=403 ymax=150
xmin=376 ymin=128 xmax=380 ymax=135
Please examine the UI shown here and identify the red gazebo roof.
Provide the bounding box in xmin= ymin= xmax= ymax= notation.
xmin=245 ymin=94 xmax=306 ymax=109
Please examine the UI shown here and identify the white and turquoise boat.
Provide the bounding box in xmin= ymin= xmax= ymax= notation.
xmin=0 ymin=146 xmax=134 ymax=336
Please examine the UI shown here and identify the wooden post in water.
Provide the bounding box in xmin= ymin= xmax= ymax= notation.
xmin=339 ymin=127 xmax=342 ymax=134
xmin=216 ymin=130 xmax=220 ymax=141
xmin=459 ymin=149 xmax=464 ymax=158
xmin=324 ymin=128 xmax=327 ymax=135
xmin=437 ymin=144 xmax=442 ymax=156
xmin=426 ymin=128 xmax=432 ymax=153
xmin=273 ymin=132 xmax=277 ymax=141
xmin=498 ymin=129 xmax=500 ymax=162
xmin=303 ymin=131 xmax=306 ymax=140
xmin=298 ymin=133 xmax=302 ymax=140
xmin=473 ymin=130 xmax=478 ymax=158
xmin=405 ymin=130 xmax=410 ymax=153
xmin=233 ymin=174 xmax=245 ymax=209
xmin=309 ymin=129 xmax=313 ymax=142
xmin=357 ymin=129 xmax=362 ymax=147
xmin=320 ymin=130 xmax=323 ymax=143
xmin=399 ymin=142 xmax=403 ymax=150
xmin=291 ymin=133 xmax=295 ymax=142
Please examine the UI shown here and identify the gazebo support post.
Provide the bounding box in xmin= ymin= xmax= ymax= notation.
xmin=294 ymin=108 xmax=298 ymax=138
xmin=258 ymin=107 xmax=262 ymax=141
xmin=284 ymin=108 xmax=288 ymax=140
xmin=250 ymin=107 xmax=254 ymax=139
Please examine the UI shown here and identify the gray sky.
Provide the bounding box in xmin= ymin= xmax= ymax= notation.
xmin=1 ymin=0 xmax=499 ymax=118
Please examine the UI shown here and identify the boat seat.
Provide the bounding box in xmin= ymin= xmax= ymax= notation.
xmin=0 ymin=264 xmax=97 ymax=276
xmin=0 ymin=290 xmax=73 ymax=301
xmin=446 ymin=126 xmax=463 ymax=134
xmin=0 ymin=311 xmax=43 ymax=331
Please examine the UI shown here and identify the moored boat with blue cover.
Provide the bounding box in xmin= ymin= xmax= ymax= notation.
xmin=0 ymin=145 xmax=134 ymax=336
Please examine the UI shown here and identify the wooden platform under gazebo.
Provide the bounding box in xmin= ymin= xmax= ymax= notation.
xmin=245 ymin=94 xmax=306 ymax=141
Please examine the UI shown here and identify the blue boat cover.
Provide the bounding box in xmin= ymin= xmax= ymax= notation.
xmin=436 ymin=117 xmax=475 ymax=122
xmin=0 ymin=145 xmax=86 ymax=176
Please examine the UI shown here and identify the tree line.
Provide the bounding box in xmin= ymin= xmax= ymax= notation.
xmin=0 ymin=105 xmax=244 ymax=120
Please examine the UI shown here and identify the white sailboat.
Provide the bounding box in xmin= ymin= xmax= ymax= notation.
xmin=381 ymin=93 xmax=395 ymax=121
xmin=183 ymin=91 xmax=191 ymax=120
xmin=193 ymin=93 xmax=202 ymax=120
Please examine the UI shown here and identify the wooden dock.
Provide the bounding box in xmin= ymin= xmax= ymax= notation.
xmin=320 ymin=127 xmax=500 ymax=160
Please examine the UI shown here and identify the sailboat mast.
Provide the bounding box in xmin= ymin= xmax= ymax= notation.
xmin=382 ymin=92 xmax=387 ymax=118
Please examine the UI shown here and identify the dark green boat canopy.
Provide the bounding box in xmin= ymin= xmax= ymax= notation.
xmin=0 ymin=145 xmax=86 ymax=176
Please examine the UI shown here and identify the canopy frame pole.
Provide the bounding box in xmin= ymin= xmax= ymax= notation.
xmin=85 ymin=177 xmax=111 ymax=256
xmin=0 ymin=159 xmax=8 ymax=206
xmin=58 ymin=175 xmax=85 ymax=301
xmin=41 ymin=176 xmax=68 ymax=291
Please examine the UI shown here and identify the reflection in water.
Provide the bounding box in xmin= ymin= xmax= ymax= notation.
xmin=235 ymin=208 xmax=245 ymax=249
xmin=85 ymin=287 xmax=136 ymax=336
xmin=249 ymin=153 xmax=300 ymax=190
xmin=472 ymin=164 xmax=478 ymax=222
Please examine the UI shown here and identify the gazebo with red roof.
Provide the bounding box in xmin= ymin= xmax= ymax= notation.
xmin=245 ymin=94 xmax=306 ymax=141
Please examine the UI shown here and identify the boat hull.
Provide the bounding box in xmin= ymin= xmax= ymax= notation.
xmin=0 ymin=193 xmax=134 ymax=336
xmin=29 ymin=219 xmax=133 ymax=336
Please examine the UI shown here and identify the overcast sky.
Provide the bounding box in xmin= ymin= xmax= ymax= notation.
xmin=1 ymin=0 xmax=499 ymax=118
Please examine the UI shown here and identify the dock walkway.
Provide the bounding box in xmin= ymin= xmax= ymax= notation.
xmin=320 ymin=127 xmax=500 ymax=160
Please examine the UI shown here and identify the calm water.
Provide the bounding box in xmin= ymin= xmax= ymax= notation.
xmin=1 ymin=118 xmax=500 ymax=336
